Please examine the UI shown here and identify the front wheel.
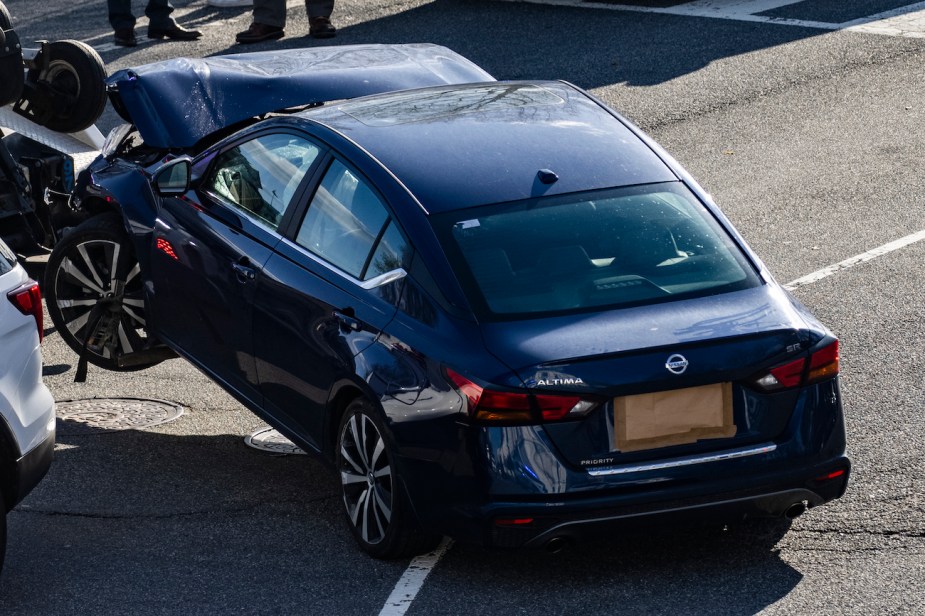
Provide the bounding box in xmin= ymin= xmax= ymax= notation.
xmin=337 ymin=399 xmax=440 ymax=559
xmin=44 ymin=214 xmax=162 ymax=371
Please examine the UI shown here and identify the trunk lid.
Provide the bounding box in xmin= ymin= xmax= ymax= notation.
xmin=479 ymin=284 xmax=820 ymax=466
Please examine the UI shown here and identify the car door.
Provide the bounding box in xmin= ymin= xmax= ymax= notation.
xmin=149 ymin=131 xmax=324 ymax=403
xmin=254 ymin=157 xmax=411 ymax=450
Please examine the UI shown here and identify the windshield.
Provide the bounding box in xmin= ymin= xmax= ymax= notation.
xmin=431 ymin=182 xmax=761 ymax=319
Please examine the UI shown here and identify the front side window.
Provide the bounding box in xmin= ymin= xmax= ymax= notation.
xmin=205 ymin=133 xmax=321 ymax=229
xmin=431 ymin=182 xmax=760 ymax=318
xmin=296 ymin=159 xmax=407 ymax=280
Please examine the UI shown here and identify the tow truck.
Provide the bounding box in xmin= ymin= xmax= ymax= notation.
xmin=0 ymin=1 xmax=107 ymax=254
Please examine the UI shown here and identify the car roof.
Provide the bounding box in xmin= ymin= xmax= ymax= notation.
xmin=299 ymin=81 xmax=678 ymax=213
xmin=107 ymin=44 xmax=495 ymax=150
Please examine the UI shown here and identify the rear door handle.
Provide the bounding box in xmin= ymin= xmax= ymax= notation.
xmin=232 ymin=261 xmax=257 ymax=283
xmin=333 ymin=310 xmax=361 ymax=332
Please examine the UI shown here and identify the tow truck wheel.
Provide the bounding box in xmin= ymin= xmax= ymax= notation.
xmin=24 ymin=40 xmax=106 ymax=133
xmin=0 ymin=2 xmax=24 ymax=107
xmin=45 ymin=214 xmax=163 ymax=372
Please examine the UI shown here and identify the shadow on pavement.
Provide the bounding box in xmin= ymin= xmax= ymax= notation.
xmin=10 ymin=0 xmax=834 ymax=89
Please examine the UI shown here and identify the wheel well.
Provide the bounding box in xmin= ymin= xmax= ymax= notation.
xmin=326 ymin=386 xmax=363 ymax=460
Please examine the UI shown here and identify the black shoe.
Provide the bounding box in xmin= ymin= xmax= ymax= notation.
xmin=235 ymin=22 xmax=284 ymax=44
xmin=308 ymin=16 xmax=336 ymax=39
xmin=148 ymin=23 xmax=203 ymax=41
xmin=114 ymin=28 xmax=137 ymax=47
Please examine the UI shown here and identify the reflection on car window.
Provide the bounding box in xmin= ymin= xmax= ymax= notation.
xmin=206 ymin=133 xmax=320 ymax=230
xmin=296 ymin=160 xmax=403 ymax=279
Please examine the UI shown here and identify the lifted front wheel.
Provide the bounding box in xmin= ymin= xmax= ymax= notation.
xmin=45 ymin=214 xmax=165 ymax=372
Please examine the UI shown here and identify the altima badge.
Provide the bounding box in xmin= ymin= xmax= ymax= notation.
xmin=665 ymin=354 xmax=689 ymax=375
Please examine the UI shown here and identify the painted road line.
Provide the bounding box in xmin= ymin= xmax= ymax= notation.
xmin=845 ymin=1 xmax=925 ymax=38
xmin=379 ymin=538 xmax=455 ymax=616
xmin=784 ymin=229 xmax=925 ymax=291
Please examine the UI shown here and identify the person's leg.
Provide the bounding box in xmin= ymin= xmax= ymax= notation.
xmin=107 ymin=0 xmax=136 ymax=31
xmin=306 ymin=0 xmax=335 ymax=38
xmin=305 ymin=0 xmax=333 ymax=19
xmin=253 ymin=0 xmax=287 ymax=28
xmin=143 ymin=0 xmax=174 ymax=29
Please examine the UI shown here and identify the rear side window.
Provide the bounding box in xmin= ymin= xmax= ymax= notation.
xmin=205 ymin=133 xmax=321 ymax=230
xmin=296 ymin=159 xmax=408 ymax=280
xmin=0 ymin=238 xmax=16 ymax=276
xmin=432 ymin=182 xmax=760 ymax=318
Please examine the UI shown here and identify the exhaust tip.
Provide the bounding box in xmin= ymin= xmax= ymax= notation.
xmin=784 ymin=502 xmax=807 ymax=519
xmin=545 ymin=537 xmax=571 ymax=554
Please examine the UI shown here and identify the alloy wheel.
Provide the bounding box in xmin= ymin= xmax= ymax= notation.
xmin=52 ymin=237 xmax=147 ymax=360
xmin=339 ymin=412 xmax=394 ymax=546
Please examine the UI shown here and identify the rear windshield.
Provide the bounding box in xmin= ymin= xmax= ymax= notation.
xmin=431 ymin=182 xmax=760 ymax=319
xmin=0 ymin=238 xmax=16 ymax=276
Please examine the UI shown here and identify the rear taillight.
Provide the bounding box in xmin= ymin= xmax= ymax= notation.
xmin=753 ymin=340 xmax=839 ymax=391
xmin=446 ymin=368 xmax=597 ymax=423
xmin=807 ymin=340 xmax=839 ymax=383
xmin=7 ymin=280 xmax=43 ymax=342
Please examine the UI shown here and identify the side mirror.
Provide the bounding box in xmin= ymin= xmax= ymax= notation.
xmin=153 ymin=158 xmax=192 ymax=196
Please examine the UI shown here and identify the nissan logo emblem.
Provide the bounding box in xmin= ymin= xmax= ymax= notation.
xmin=665 ymin=354 xmax=689 ymax=375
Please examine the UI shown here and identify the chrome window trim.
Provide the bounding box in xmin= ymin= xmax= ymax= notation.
xmin=586 ymin=443 xmax=777 ymax=477
xmin=278 ymin=235 xmax=406 ymax=290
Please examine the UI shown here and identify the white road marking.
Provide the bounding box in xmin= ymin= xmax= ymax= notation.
xmin=500 ymin=0 xmax=925 ymax=38
xmin=379 ymin=538 xmax=454 ymax=616
xmin=784 ymin=229 xmax=925 ymax=291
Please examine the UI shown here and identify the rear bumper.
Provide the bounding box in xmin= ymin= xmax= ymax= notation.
xmin=12 ymin=426 xmax=55 ymax=506
xmin=413 ymin=456 xmax=849 ymax=548
xmin=492 ymin=458 xmax=849 ymax=548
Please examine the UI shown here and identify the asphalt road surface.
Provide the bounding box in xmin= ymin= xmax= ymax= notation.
xmin=2 ymin=1 xmax=924 ymax=614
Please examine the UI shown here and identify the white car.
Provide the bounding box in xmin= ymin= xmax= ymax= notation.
xmin=0 ymin=237 xmax=54 ymax=574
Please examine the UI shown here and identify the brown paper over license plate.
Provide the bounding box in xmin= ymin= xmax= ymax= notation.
xmin=614 ymin=383 xmax=736 ymax=452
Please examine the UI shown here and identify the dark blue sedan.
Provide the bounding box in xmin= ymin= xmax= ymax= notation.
xmin=45 ymin=44 xmax=848 ymax=558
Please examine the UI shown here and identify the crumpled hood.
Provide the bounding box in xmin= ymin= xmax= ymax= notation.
xmin=106 ymin=43 xmax=495 ymax=150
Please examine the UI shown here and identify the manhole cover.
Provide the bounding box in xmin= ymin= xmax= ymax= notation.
xmin=56 ymin=398 xmax=184 ymax=435
xmin=245 ymin=426 xmax=305 ymax=455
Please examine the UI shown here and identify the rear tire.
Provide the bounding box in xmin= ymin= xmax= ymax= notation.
xmin=337 ymin=398 xmax=440 ymax=559
xmin=24 ymin=40 xmax=106 ymax=133
xmin=45 ymin=213 xmax=162 ymax=371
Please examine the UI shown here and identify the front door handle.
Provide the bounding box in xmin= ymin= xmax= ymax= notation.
xmin=232 ymin=261 xmax=257 ymax=283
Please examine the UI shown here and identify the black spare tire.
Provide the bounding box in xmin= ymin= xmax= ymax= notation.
xmin=23 ymin=40 xmax=106 ymax=133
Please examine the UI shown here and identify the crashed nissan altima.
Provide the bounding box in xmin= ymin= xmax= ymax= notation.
xmin=45 ymin=44 xmax=849 ymax=558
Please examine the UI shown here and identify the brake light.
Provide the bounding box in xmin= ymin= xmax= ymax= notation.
xmin=754 ymin=340 xmax=839 ymax=391
xmin=446 ymin=368 xmax=596 ymax=423
xmin=7 ymin=280 xmax=44 ymax=342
